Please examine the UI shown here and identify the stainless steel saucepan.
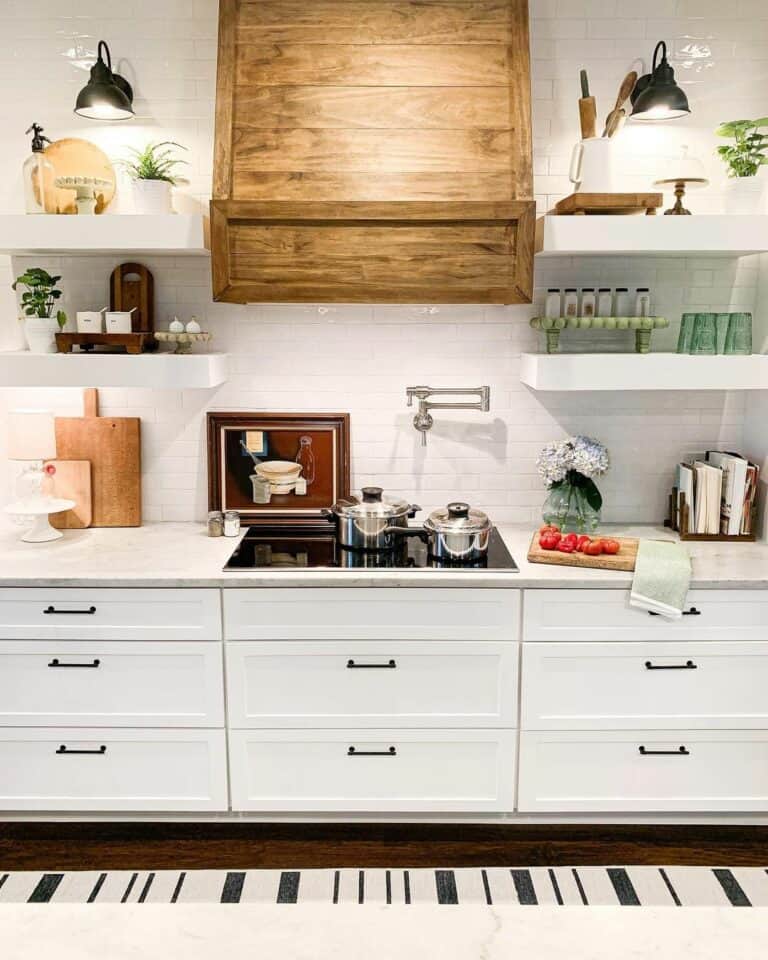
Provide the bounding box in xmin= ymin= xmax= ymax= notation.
xmin=323 ymin=486 xmax=423 ymax=552
xmin=422 ymin=502 xmax=492 ymax=561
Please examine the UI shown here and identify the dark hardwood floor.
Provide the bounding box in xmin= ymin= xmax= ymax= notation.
xmin=2 ymin=823 xmax=767 ymax=870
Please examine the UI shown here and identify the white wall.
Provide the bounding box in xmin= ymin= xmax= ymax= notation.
xmin=1 ymin=0 xmax=766 ymax=525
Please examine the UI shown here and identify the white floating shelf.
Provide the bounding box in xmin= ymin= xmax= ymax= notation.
xmin=0 ymin=351 xmax=228 ymax=389
xmin=535 ymin=214 xmax=768 ymax=257
xmin=521 ymin=352 xmax=768 ymax=391
xmin=0 ymin=214 xmax=209 ymax=256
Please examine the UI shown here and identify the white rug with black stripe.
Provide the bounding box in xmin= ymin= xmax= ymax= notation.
xmin=0 ymin=867 xmax=765 ymax=906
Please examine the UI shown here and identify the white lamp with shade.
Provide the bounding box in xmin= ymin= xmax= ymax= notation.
xmin=4 ymin=410 xmax=75 ymax=542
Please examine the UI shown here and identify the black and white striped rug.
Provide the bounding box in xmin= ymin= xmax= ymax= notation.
xmin=0 ymin=867 xmax=766 ymax=906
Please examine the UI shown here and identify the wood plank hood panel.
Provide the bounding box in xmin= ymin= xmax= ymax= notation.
xmin=212 ymin=0 xmax=534 ymax=304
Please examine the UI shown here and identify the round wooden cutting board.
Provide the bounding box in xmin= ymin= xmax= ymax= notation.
xmin=41 ymin=138 xmax=116 ymax=214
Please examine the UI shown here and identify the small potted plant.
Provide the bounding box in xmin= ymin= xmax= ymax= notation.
xmin=120 ymin=140 xmax=188 ymax=215
xmin=715 ymin=118 xmax=768 ymax=214
xmin=537 ymin=435 xmax=609 ymax=533
xmin=12 ymin=267 xmax=67 ymax=353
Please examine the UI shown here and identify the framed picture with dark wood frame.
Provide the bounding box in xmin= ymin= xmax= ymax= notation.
xmin=207 ymin=412 xmax=350 ymax=526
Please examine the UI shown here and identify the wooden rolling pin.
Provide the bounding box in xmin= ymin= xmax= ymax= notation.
xmin=578 ymin=69 xmax=597 ymax=139
xmin=603 ymin=70 xmax=638 ymax=138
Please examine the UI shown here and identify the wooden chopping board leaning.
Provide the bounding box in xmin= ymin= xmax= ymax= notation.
xmin=54 ymin=388 xmax=141 ymax=527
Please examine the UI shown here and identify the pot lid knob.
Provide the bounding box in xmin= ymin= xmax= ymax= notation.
xmin=447 ymin=502 xmax=470 ymax=519
xmin=362 ymin=486 xmax=384 ymax=503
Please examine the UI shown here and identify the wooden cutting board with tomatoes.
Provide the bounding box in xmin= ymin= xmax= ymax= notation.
xmin=528 ymin=525 xmax=639 ymax=572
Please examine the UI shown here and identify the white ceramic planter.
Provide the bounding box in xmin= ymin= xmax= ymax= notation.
xmin=24 ymin=317 xmax=59 ymax=354
xmin=132 ymin=179 xmax=173 ymax=215
xmin=724 ymin=174 xmax=766 ymax=215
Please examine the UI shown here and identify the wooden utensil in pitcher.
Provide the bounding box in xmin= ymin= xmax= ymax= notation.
xmin=602 ymin=71 xmax=638 ymax=138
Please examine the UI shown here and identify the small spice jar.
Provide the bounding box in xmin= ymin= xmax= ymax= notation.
xmin=597 ymin=288 xmax=613 ymax=317
xmin=545 ymin=288 xmax=561 ymax=319
xmin=635 ymin=287 xmax=652 ymax=317
xmin=207 ymin=511 xmax=224 ymax=537
xmin=580 ymin=288 xmax=596 ymax=318
xmin=614 ymin=288 xmax=631 ymax=317
xmin=563 ymin=289 xmax=579 ymax=318
xmin=224 ymin=510 xmax=241 ymax=537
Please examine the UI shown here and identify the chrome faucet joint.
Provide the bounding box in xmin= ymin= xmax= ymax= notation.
xmin=405 ymin=385 xmax=491 ymax=446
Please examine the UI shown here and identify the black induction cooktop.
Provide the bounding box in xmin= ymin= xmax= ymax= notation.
xmin=224 ymin=525 xmax=518 ymax=571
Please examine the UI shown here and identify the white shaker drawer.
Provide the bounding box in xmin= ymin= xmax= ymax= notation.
xmin=0 ymin=729 xmax=228 ymax=812
xmin=518 ymin=730 xmax=768 ymax=813
xmin=0 ymin=641 xmax=224 ymax=727
xmin=522 ymin=641 xmax=768 ymax=730
xmin=0 ymin=589 xmax=221 ymax=641
xmin=523 ymin=589 xmax=768 ymax=643
xmin=224 ymin=588 xmax=519 ymax=641
xmin=225 ymin=641 xmax=518 ymax=728
xmin=229 ymin=729 xmax=517 ymax=813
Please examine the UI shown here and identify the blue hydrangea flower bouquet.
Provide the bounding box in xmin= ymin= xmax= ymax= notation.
xmin=537 ymin=435 xmax=610 ymax=533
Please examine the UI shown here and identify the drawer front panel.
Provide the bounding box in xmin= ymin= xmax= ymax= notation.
xmin=0 ymin=588 xmax=221 ymax=641
xmin=522 ymin=641 xmax=768 ymax=730
xmin=229 ymin=729 xmax=517 ymax=812
xmin=226 ymin=641 xmax=518 ymax=728
xmin=0 ymin=641 xmax=224 ymax=727
xmin=518 ymin=730 xmax=768 ymax=813
xmin=224 ymin=588 xmax=520 ymax=641
xmin=0 ymin=729 xmax=228 ymax=811
xmin=523 ymin=589 xmax=768 ymax=643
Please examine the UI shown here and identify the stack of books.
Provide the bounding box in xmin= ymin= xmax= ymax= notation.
xmin=675 ymin=451 xmax=759 ymax=537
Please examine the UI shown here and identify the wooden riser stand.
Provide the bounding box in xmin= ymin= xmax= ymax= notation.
xmin=665 ymin=490 xmax=756 ymax=542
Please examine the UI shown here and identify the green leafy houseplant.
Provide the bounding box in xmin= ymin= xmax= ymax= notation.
xmin=120 ymin=141 xmax=188 ymax=184
xmin=715 ymin=118 xmax=768 ymax=177
xmin=12 ymin=267 xmax=66 ymax=328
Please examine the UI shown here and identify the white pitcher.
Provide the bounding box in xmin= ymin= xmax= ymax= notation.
xmin=569 ymin=137 xmax=616 ymax=193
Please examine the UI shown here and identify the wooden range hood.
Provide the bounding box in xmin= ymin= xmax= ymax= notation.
xmin=211 ymin=0 xmax=534 ymax=304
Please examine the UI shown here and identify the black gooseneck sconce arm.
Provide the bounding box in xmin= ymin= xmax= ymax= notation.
xmin=74 ymin=40 xmax=135 ymax=121
xmin=630 ymin=40 xmax=691 ymax=122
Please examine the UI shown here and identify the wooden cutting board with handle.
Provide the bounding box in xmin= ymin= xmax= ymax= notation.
xmin=527 ymin=531 xmax=639 ymax=572
xmin=42 ymin=460 xmax=92 ymax=529
xmin=54 ymin=388 xmax=141 ymax=527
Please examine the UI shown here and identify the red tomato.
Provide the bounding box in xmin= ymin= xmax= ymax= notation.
xmin=562 ymin=532 xmax=578 ymax=544
xmin=539 ymin=532 xmax=561 ymax=550
xmin=575 ymin=535 xmax=591 ymax=552
xmin=557 ymin=540 xmax=576 ymax=553
xmin=539 ymin=523 xmax=560 ymax=535
xmin=601 ymin=538 xmax=620 ymax=555
xmin=584 ymin=540 xmax=603 ymax=556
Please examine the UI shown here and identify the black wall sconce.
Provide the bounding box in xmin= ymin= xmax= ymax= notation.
xmin=630 ymin=41 xmax=690 ymax=121
xmin=74 ymin=41 xmax=134 ymax=121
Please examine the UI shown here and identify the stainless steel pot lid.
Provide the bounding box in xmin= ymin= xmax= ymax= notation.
xmin=331 ymin=486 xmax=413 ymax=519
xmin=424 ymin=502 xmax=491 ymax=534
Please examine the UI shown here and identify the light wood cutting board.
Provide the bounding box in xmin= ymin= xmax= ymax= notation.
xmin=527 ymin=531 xmax=639 ymax=572
xmin=43 ymin=460 xmax=92 ymax=529
xmin=54 ymin=389 xmax=141 ymax=527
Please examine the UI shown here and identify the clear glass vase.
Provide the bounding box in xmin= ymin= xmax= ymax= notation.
xmin=542 ymin=481 xmax=601 ymax=533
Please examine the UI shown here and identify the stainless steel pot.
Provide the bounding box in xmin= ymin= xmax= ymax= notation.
xmin=423 ymin=502 xmax=492 ymax=560
xmin=324 ymin=486 xmax=422 ymax=551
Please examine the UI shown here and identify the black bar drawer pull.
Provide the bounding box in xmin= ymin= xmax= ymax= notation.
xmin=639 ymin=745 xmax=690 ymax=756
xmin=645 ymin=660 xmax=697 ymax=671
xmin=347 ymin=746 xmax=396 ymax=757
xmin=347 ymin=659 xmax=396 ymax=669
xmin=56 ymin=744 xmax=107 ymax=756
xmin=648 ymin=607 xmax=701 ymax=617
xmin=48 ymin=658 xmax=101 ymax=669
xmin=43 ymin=606 xmax=96 ymax=616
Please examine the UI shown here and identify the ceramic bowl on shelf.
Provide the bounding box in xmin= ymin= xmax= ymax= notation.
xmin=254 ymin=461 xmax=302 ymax=494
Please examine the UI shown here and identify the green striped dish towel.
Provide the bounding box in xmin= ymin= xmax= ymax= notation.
xmin=629 ymin=539 xmax=692 ymax=620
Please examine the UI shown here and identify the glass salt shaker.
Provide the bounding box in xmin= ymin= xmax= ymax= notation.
xmin=224 ymin=511 xmax=241 ymax=537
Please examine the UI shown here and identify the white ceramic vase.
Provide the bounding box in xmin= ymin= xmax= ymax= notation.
xmin=724 ymin=174 xmax=766 ymax=215
xmin=132 ymin=179 xmax=173 ymax=215
xmin=24 ymin=316 xmax=59 ymax=354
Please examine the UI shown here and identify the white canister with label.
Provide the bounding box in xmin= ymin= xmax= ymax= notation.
xmin=76 ymin=309 xmax=106 ymax=333
xmin=105 ymin=308 xmax=136 ymax=334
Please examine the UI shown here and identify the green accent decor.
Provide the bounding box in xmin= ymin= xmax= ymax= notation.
xmin=530 ymin=316 xmax=669 ymax=354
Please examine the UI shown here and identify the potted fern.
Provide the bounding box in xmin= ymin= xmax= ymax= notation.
xmin=715 ymin=118 xmax=768 ymax=214
xmin=12 ymin=267 xmax=67 ymax=353
xmin=120 ymin=141 xmax=188 ymax=215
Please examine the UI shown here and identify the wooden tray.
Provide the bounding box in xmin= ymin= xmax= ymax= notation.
xmin=56 ymin=333 xmax=157 ymax=354
xmin=553 ymin=193 xmax=662 ymax=216
xmin=527 ymin=531 xmax=639 ymax=571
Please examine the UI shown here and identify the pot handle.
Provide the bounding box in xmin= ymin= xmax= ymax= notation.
xmin=320 ymin=509 xmax=335 ymax=522
xmin=384 ymin=525 xmax=427 ymax=541
xmin=407 ymin=504 xmax=421 ymax=518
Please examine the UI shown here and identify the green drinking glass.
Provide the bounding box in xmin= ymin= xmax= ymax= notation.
xmin=690 ymin=313 xmax=717 ymax=355
xmin=724 ymin=312 xmax=752 ymax=355
xmin=715 ymin=313 xmax=731 ymax=354
xmin=677 ymin=313 xmax=696 ymax=353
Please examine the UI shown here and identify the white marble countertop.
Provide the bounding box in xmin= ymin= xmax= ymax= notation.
xmin=0 ymin=521 xmax=765 ymax=589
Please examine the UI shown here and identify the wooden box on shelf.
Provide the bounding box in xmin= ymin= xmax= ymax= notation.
xmin=553 ymin=193 xmax=663 ymax=216
xmin=55 ymin=333 xmax=158 ymax=355
xmin=665 ymin=490 xmax=756 ymax=542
